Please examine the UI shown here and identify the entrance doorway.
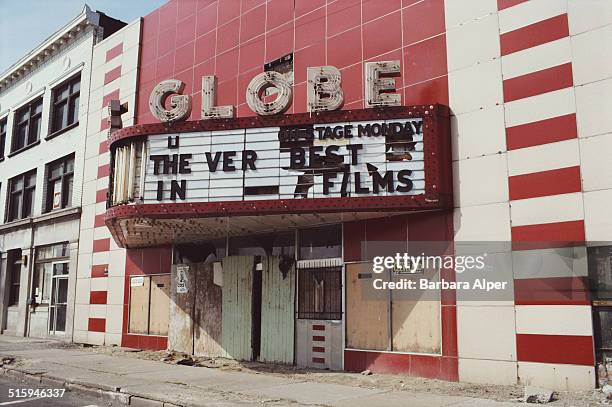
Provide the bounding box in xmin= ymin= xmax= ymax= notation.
xmin=48 ymin=263 xmax=68 ymax=335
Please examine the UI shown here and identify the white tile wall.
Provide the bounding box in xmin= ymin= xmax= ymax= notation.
xmin=454 ymin=204 xmax=512 ymax=241
xmin=509 ymin=192 xmax=584 ymax=226
xmin=507 ymin=139 xmax=580 ymax=176
xmin=518 ymin=362 xmax=595 ymax=391
xmin=568 ymin=0 xmax=612 ymax=35
xmin=515 ymin=305 xmax=593 ymax=335
xmin=580 ymin=133 xmax=612 ymax=191
xmin=451 ymin=105 xmax=506 ymax=161
xmin=453 ymin=154 xmax=509 ymax=207
xmin=446 ymin=14 xmax=500 ymax=72
xmin=583 ymin=189 xmax=612 ymax=241
xmin=571 ymin=25 xmax=612 ymax=86
xmin=504 ymin=87 xmax=576 ymax=127
xmin=575 ymin=77 xmax=612 ymax=138
xmin=459 ymin=358 xmax=518 ymax=385
xmin=501 ymin=38 xmax=571 ymax=80
xmin=448 ymin=59 xmax=504 ymax=115
xmin=512 ymin=246 xmax=588 ymax=279
xmin=498 ymin=0 xmax=567 ymax=34
xmin=457 ymin=305 xmax=517 ymax=360
xmin=444 ymin=0 xmax=497 ymax=28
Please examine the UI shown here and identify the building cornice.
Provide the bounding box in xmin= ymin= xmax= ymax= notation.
xmin=0 ymin=5 xmax=100 ymax=93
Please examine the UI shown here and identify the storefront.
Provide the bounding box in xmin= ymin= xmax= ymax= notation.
xmin=70 ymin=0 xmax=612 ymax=391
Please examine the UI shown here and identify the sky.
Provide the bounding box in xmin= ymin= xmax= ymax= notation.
xmin=0 ymin=0 xmax=168 ymax=73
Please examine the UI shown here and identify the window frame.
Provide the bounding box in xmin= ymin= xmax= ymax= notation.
xmin=49 ymin=74 xmax=81 ymax=137
xmin=0 ymin=116 xmax=7 ymax=160
xmin=45 ymin=154 xmax=74 ymax=213
xmin=7 ymin=169 xmax=37 ymax=222
xmin=11 ymin=96 xmax=43 ymax=154
xmin=8 ymin=256 xmax=22 ymax=307
xmin=33 ymin=243 xmax=69 ymax=306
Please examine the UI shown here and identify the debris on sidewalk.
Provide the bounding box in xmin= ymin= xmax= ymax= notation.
xmin=0 ymin=356 xmax=15 ymax=367
xmin=361 ymin=369 xmax=372 ymax=376
xmin=523 ymin=386 xmax=555 ymax=403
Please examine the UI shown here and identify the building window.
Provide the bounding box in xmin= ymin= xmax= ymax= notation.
xmin=298 ymin=266 xmax=342 ymax=320
xmin=45 ymin=154 xmax=74 ymax=212
xmin=8 ymin=250 xmax=22 ymax=306
xmin=12 ymin=97 xmax=43 ymax=152
xmin=7 ymin=169 xmax=36 ymax=222
xmin=32 ymin=243 xmax=69 ymax=305
xmin=50 ymin=75 xmax=80 ymax=134
xmin=0 ymin=117 xmax=7 ymax=159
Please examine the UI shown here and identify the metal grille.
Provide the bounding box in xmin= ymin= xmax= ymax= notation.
xmin=298 ymin=266 xmax=342 ymax=320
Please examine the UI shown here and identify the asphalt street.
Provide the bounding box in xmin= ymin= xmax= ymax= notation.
xmin=0 ymin=375 xmax=111 ymax=407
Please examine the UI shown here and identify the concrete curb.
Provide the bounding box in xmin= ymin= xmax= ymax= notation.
xmin=1 ymin=366 xmax=179 ymax=406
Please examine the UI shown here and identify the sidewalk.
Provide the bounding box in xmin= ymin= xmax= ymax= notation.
xmin=0 ymin=336 xmax=526 ymax=406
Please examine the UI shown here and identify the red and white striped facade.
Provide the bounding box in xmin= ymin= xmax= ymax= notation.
xmin=68 ymin=0 xmax=612 ymax=391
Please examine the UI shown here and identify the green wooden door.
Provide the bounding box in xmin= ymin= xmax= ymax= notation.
xmin=259 ymin=256 xmax=295 ymax=363
xmin=221 ymin=256 xmax=253 ymax=360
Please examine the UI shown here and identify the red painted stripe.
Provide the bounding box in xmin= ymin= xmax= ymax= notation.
xmin=105 ymin=43 xmax=123 ymax=62
xmin=498 ymin=0 xmax=528 ymax=10
xmin=89 ymin=291 xmax=108 ymax=305
xmin=102 ymin=89 xmax=120 ymax=109
xmin=312 ymin=325 xmax=325 ymax=331
xmin=312 ymin=357 xmax=325 ymax=363
xmin=96 ymin=188 xmax=108 ymax=203
xmin=511 ymin=220 xmax=585 ymax=250
xmin=88 ymin=318 xmax=106 ymax=333
xmin=514 ymin=276 xmax=589 ymax=305
xmin=99 ymin=140 xmax=109 ymax=154
xmin=503 ymin=63 xmax=573 ymax=102
xmin=508 ymin=166 xmax=581 ymax=200
xmin=104 ymin=66 xmax=122 ymax=85
xmin=93 ymin=238 xmax=110 ymax=253
xmin=506 ymin=113 xmax=577 ymax=150
xmin=94 ymin=214 xmax=106 ymax=228
xmin=91 ymin=264 xmax=108 ymax=278
xmin=312 ymin=346 xmax=325 ymax=353
xmin=501 ymin=14 xmax=569 ymax=56
xmin=100 ymin=117 xmax=110 ymax=131
xmin=516 ymin=334 xmax=594 ymax=365
xmin=97 ymin=164 xmax=110 ymax=179
xmin=313 ymin=335 xmax=325 ymax=342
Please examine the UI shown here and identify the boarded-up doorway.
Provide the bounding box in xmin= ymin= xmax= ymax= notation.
xmin=221 ymin=256 xmax=254 ymax=360
xmin=168 ymin=263 xmax=223 ymax=356
xmin=259 ymin=256 xmax=295 ymax=364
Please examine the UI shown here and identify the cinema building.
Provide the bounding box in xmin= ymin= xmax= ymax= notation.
xmin=71 ymin=0 xmax=612 ymax=392
xmin=0 ymin=7 xmax=125 ymax=339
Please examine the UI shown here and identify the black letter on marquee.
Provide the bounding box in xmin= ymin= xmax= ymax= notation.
xmin=170 ymin=180 xmax=187 ymax=200
xmin=323 ymin=172 xmax=337 ymax=195
xmin=242 ymin=150 xmax=257 ymax=170
xmin=205 ymin=152 xmax=222 ymax=172
xmin=223 ymin=151 xmax=236 ymax=171
xmin=372 ymin=171 xmax=394 ymax=193
xmin=150 ymin=155 xmax=166 ymax=175
xmin=345 ymin=144 xmax=363 ymax=165
xmin=179 ymin=154 xmax=192 ymax=174
xmin=396 ymin=170 xmax=413 ymax=192
xmin=354 ymin=172 xmax=370 ymax=194
xmin=167 ymin=135 xmax=180 ymax=149
xmin=290 ymin=147 xmax=306 ymax=169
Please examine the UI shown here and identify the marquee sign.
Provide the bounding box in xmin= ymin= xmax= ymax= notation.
xmin=144 ymin=118 xmax=425 ymax=203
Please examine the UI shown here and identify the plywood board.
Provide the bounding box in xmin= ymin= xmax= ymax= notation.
xmin=391 ymin=268 xmax=441 ymax=353
xmin=149 ymin=274 xmax=171 ymax=335
xmin=129 ymin=276 xmax=151 ymax=334
xmin=346 ymin=262 xmax=389 ymax=350
xmin=221 ymin=256 xmax=254 ymax=360
xmin=168 ymin=265 xmax=195 ymax=353
xmin=259 ymin=256 xmax=295 ymax=363
xmin=194 ymin=262 xmax=223 ymax=357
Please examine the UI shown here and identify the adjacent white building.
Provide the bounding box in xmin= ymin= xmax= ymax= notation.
xmin=0 ymin=5 xmax=125 ymax=339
